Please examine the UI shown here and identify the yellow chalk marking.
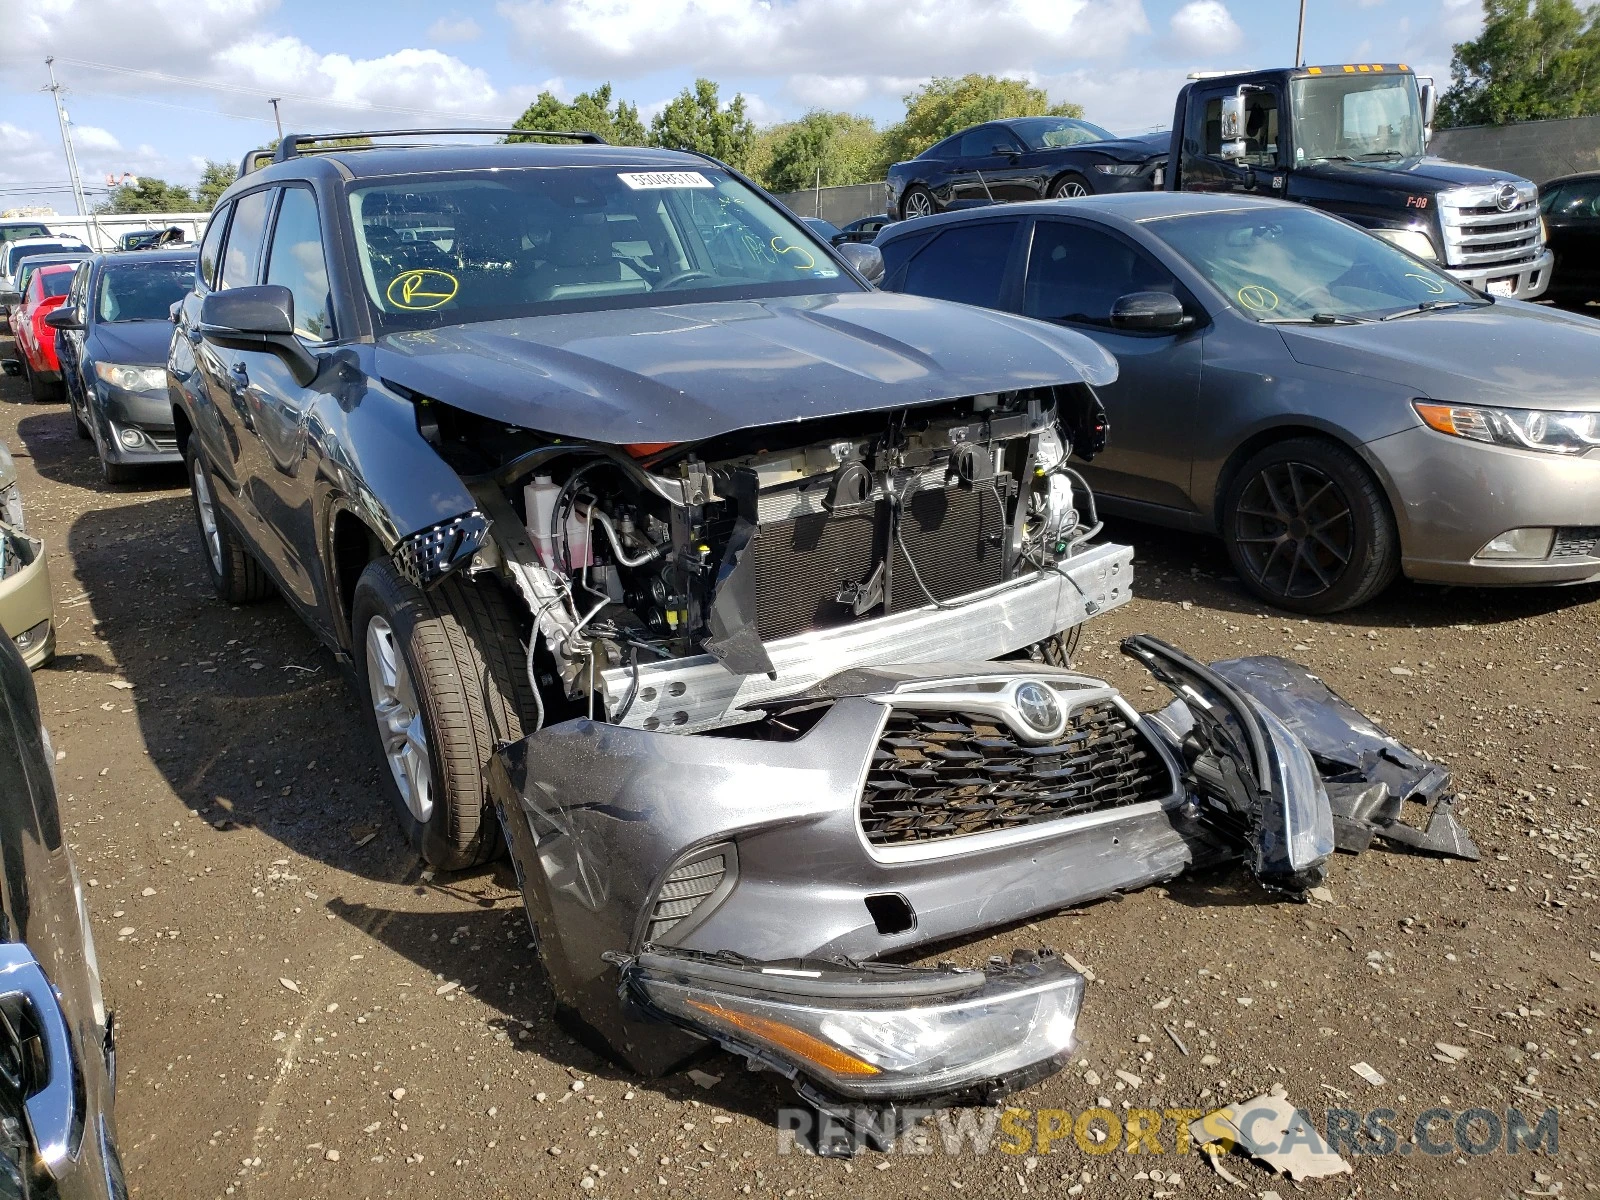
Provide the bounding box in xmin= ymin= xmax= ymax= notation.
xmin=386 ymin=269 xmax=459 ymax=310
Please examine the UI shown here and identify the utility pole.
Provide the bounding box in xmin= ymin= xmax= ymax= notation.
xmin=43 ymin=57 xmax=89 ymax=219
xmin=270 ymin=98 xmax=284 ymax=140
xmin=1295 ymin=0 xmax=1308 ymax=67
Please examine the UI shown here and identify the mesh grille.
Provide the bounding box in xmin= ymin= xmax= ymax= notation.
xmin=646 ymin=852 xmax=727 ymax=944
xmin=1553 ymin=527 xmax=1600 ymax=559
xmin=889 ymin=484 xmax=1007 ymax=610
xmin=859 ymin=701 xmax=1172 ymax=847
xmin=752 ymin=503 xmax=879 ymax=642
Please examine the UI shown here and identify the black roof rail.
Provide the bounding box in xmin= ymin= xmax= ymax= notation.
xmin=273 ymin=128 xmax=605 ymax=163
xmin=238 ymin=146 xmax=277 ymax=176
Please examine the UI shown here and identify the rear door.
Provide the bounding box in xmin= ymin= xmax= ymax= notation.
xmin=1017 ymin=217 xmax=1204 ymax=512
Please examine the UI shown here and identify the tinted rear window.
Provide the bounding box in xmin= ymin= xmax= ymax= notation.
xmin=97 ymin=260 xmax=197 ymax=322
xmin=898 ymin=222 xmax=1017 ymax=309
xmin=40 ymin=270 xmax=74 ymax=299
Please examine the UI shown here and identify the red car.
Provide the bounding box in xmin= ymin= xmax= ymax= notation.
xmin=5 ymin=262 xmax=75 ymax=401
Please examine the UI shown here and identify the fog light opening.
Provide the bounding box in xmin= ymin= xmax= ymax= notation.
xmin=864 ymin=893 xmax=916 ymax=936
xmin=1476 ymin=528 xmax=1555 ymax=561
xmin=118 ymin=427 xmax=144 ymax=449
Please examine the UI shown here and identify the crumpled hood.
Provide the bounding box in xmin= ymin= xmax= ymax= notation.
xmin=90 ymin=320 xmax=173 ymax=368
xmin=1277 ymin=302 xmax=1600 ymax=410
xmin=374 ymin=291 xmax=1119 ymax=444
xmin=1294 ymin=156 xmax=1530 ymax=193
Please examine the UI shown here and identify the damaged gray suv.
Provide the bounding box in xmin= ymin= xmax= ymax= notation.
xmin=169 ymin=131 xmax=1469 ymax=1134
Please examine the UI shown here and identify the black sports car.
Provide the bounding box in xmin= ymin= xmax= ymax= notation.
xmin=886 ymin=118 xmax=1168 ymax=220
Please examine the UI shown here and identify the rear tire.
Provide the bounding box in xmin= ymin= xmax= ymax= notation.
xmin=187 ymin=448 xmax=273 ymax=604
xmin=1222 ymin=437 xmax=1398 ymax=614
xmin=351 ymin=559 xmax=540 ymax=870
xmin=1050 ymin=173 xmax=1092 ymax=199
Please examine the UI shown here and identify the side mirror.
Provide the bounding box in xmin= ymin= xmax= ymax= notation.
xmin=199 ymin=284 xmax=321 ymax=386
xmin=1219 ymin=92 xmax=1247 ymax=162
xmin=1418 ymin=77 xmax=1437 ymax=145
xmin=836 ymin=242 xmax=885 ymax=286
xmin=43 ymin=308 xmax=81 ymax=331
xmin=0 ymin=291 xmax=20 ymax=308
xmin=1110 ymin=291 xmax=1189 ymax=331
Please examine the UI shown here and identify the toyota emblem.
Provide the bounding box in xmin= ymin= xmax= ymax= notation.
xmin=1014 ymin=682 xmax=1063 ymax=738
xmin=1495 ymin=183 xmax=1519 ymax=212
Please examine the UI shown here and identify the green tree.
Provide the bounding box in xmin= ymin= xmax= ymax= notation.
xmin=649 ymin=79 xmax=755 ymax=170
xmin=510 ymin=83 xmax=649 ymax=145
xmin=1438 ymin=0 xmax=1600 ymax=127
xmin=195 ymin=161 xmax=237 ymax=209
xmin=880 ymin=75 xmax=1084 ymax=164
xmin=94 ymin=176 xmax=197 ymax=215
xmin=759 ymin=111 xmax=885 ymax=193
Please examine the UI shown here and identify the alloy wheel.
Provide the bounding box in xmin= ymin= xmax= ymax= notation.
xmin=1056 ymin=181 xmax=1088 ymax=198
xmin=191 ymin=456 xmax=223 ymax=575
xmin=1231 ymin=461 xmax=1354 ymax=601
xmin=904 ymin=190 xmax=933 ymax=217
xmin=365 ymin=615 xmax=434 ymax=824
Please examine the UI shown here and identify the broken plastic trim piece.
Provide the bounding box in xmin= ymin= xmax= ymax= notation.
xmin=1122 ymin=635 xmax=1334 ymax=895
xmin=391 ymin=510 xmax=490 ymax=588
xmin=613 ymin=946 xmax=1083 ymax=1103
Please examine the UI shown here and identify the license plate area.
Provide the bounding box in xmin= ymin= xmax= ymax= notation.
xmin=1486 ymin=278 xmax=1516 ymax=297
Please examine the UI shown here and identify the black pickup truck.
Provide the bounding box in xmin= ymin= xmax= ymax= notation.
xmin=1166 ymin=63 xmax=1552 ymax=300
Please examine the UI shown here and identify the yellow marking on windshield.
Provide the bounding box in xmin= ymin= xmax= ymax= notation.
xmin=1405 ymin=273 xmax=1447 ymax=295
xmin=1236 ymin=285 xmax=1279 ymax=312
xmin=386 ymin=268 xmax=459 ymax=310
xmin=770 ymin=237 xmax=816 ymax=270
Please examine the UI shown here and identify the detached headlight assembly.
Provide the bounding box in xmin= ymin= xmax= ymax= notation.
xmin=1414 ymin=400 xmax=1600 ymax=455
xmin=94 ymin=362 xmax=167 ymax=392
xmin=621 ymin=948 xmax=1084 ymax=1101
xmin=1372 ymin=228 xmax=1439 ymax=261
xmin=1092 ymin=162 xmax=1143 ymax=176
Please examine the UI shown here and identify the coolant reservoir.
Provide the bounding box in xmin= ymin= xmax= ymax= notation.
xmin=525 ymin=476 xmax=593 ymax=569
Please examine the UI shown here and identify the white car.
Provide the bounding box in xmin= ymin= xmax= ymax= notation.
xmin=0 ymin=235 xmax=89 ymax=315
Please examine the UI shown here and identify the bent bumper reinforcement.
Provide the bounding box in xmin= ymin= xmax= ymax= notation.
xmin=600 ymin=540 xmax=1135 ymax=732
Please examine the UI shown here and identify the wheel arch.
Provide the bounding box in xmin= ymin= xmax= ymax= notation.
xmin=327 ymin=503 xmax=390 ymax=651
xmin=1047 ymin=168 xmax=1093 ymax=197
xmin=1210 ymin=422 xmax=1408 ymax=550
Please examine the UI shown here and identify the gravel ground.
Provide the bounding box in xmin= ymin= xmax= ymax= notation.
xmin=2 ymin=352 xmax=1597 ymax=1199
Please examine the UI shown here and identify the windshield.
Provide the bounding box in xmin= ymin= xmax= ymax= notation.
xmin=1290 ymin=74 xmax=1425 ymax=164
xmin=96 ymin=260 xmax=196 ymax=322
xmin=39 ymin=269 xmax=74 ymax=300
xmin=1008 ymin=117 xmax=1115 ymax=150
xmin=1147 ymin=207 xmax=1481 ymax=322
xmin=0 ymin=225 xmax=50 ymax=245
xmin=347 ymin=165 xmax=849 ymax=330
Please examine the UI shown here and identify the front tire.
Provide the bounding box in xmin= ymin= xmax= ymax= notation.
xmin=1222 ymin=437 xmax=1398 ymax=614
xmin=187 ymin=448 xmax=273 ymax=604
xmin=1049 ymin=173 xmax=1092 ymax=199
xmin=900 ymin=185 xmax=936 ymax=219
xmin=351 ymin=560 xmax=539 ymax=871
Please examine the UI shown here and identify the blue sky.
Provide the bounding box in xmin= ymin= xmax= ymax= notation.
xmin=0 ymin=0 xmax=1488 ymax=213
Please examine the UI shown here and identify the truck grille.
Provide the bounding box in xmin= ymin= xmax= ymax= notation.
xmin=1440 ymin=184 xmax=1542 ymax=270
xmin=752 ymin=481 xmax=1012 ymax=643
xmin=859 ymin=701 xmax=1173 ymax=847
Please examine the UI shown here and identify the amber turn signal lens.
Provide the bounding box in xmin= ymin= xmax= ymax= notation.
xmin=1414 ymin=403 xmax=1465 ymax=435
xmin=686 ymin=998 xmax=882 ymax=1077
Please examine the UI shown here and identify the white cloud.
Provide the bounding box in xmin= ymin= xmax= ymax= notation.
xmin=3 ymin=0 xmax=276 ymax=79
xmin=1168 ymin=0 xmax=1242 ymax=56
xmin=72 ymin=125 xmax=121 ymax=151
xmin=498 ymin=0 xmax=1150 ymax=80
xmin=427 ymin=15 xmax=483 ymax=43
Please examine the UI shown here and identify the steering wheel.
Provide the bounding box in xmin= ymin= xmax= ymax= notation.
xmin=656 ymin=269 xmax=714 ymax=291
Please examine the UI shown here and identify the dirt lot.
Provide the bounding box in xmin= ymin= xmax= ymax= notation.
xmin=2 ymin=352 xmax=1597 ymax=1200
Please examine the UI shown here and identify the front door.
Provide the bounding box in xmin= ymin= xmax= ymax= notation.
xmin=950 ymin=126 xmax=1023 ymax=205
xmin=1543 ymin=178 xmax=1600 ymax=297
xmin=1181 ymin=87 xmax=1287 ymax=197
xmin=1017 ymin=217 xmax=1204 ymax=514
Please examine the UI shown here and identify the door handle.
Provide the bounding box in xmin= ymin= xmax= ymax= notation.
xmin=0 ymin=943 xmax=79 ymax=1177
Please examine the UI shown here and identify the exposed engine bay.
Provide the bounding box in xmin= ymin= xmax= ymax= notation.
xmin=400 ymin=383 xmax=1111 ymax=731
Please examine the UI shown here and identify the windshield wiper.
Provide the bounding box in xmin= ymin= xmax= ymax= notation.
xmin=1356 ymin=150 xmax=1407 ymax=161
xmin=1259 ymin=312 xmax=1373 ymax=325
xmin=1379 ymin=300 xmax=1469 ymax=321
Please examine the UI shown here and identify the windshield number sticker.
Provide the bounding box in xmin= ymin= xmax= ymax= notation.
xmin=1236 ymin=285 xmax=1279 ymax=312
xmin=618 ymin=171 xmax=714 ymax=190
xmin=386 ymin=269 xmax=459 ymax=310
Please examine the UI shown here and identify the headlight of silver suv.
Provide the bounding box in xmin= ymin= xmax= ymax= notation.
xmin=94 ymin=362 xmax=167 ymax=392
xmin=1414 ymin=401 xmax=1600 ymax=455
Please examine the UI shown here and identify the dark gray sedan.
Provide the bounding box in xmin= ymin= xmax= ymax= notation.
xmin=879 ymin=193 xmax=1600 ymax=613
